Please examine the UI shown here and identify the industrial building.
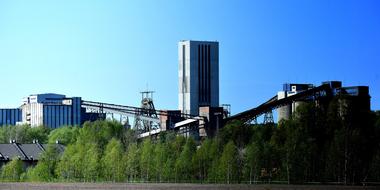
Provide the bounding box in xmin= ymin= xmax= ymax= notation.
xmin=20 ymin=94 xmax=82 ymax=128
xmin=0 ymin=93 xmax=102 ymax=128
xmin=277 ymin=81 xmax=370 ymax=122
xmin=0 ymin=109 xmax=22 ymax=126
xmin=277 ymin=83 xmax=313 ymax=121
xmin=176 ymin=40 xmax=227 ymax=139
xmin=0 ymin=40 xmax=373 ymax=141
xmin=178 ymin=40 xmax=219 ymax=116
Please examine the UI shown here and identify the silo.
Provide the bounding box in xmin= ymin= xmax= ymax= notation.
xmin=277 ymin=91 xmax=291 ymax=121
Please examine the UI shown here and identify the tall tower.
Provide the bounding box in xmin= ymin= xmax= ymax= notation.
xmin=178 ymin=40 xmax=219 ymax=115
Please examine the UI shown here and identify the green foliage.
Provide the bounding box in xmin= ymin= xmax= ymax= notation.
xmin=78 ymin=120 xmax=124 ymax=149
xmin=0 ymin=105 xmax=378 ymax=184
xmin=219 ymin=120 xmax=252 ymax=148
xmin=27 ymin=126 xmax=50 ymax=143
xmin=48 ymin=126 xmax=79 ymax=145
xmin=153 ymin=142 xmax=168 ymax=182
xmin=368 ymin=112 xmax=380 ymax=181
xmin=26 ymin=145 xmax=61 ymax=182
xmin=121 ymin=128 xmax=138 ymax=149
xmin=56 ymin=144 xmax=78 ymax=180
xmin=0 ymin=125 xmax=49 ymax=143
xmin=83 ymin=143 xmax=100 ymax=182
xmin=102 ymin=138 xmax=125 ymax=182
xmin=218 ymin=140 xmax=239 ymax=184
xmin=244 ymin=142 xmax=261 ymax=184
xmin=175 ymin=138 xmax=196 ymax=182
xmin=193 ymin=139 xmax=212 ymax=182
xmin=206 ymin=138 xmax=222 ymax=183
xmin=125 ymin=143 xmax=140 ymax=182
xmin=1 ymin=158 xmax=24 ymax=182
xmin=140 ymin=138 xmax=154 ymax=181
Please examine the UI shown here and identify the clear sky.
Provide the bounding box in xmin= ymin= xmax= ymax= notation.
xmin=0 ymin=0 xmax=379 ymax=114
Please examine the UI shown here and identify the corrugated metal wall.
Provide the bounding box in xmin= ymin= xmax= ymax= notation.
xmin=0 ymin=109 xmax=22 ymax=126
xmin=43 ymin=105 xmax=73 ymax=128
xmin=4 ymin=95 xmax=94 ymax=128
xmin=41 ymin=97 xmax=82 ymax=128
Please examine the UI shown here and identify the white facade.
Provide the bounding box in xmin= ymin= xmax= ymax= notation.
xmin=178 ymin=40 xmax=219 ymax=115
xmin=20 ymin=93 xmax=82 ymax=128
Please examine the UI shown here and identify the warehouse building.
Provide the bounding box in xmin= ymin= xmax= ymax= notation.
xmin=0 ymin=109 xmax=22 ymax=126
xmin=20 ymin=93 xmax=82 ymax=128
xmin=0 ymin=93 xmax=103 ymax=128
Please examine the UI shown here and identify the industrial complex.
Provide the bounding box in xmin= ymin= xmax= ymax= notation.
xmin=0 ymin=40 xmax=372 ymax=140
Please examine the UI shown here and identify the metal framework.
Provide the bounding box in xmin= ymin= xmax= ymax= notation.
xmin=82 ymin=101 xmax=161 ymax=124
xmin=263 ymin=111 xmax=274 ymax=124
xmin=225 ymin=84 xmax=333 ymax=124
xmin=81 ymin=100 xmax=205 ymax=138
xmin=134 ymin=91 xmax=159 ymax=133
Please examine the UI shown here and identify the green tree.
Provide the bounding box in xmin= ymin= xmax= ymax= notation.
xmin=26 ymin=126 xmax=50 ymax=143
xmin=56 ymin=144 xmax=81 ymax=181
xmin=48 ymin=126 xmax=79 ymax=145
xmin=83 ymin=144 xmax=100 ymax=182
xmin=153 ymin=142 xmax=170 ymax=182
xmin=140 ymin=138 xmax=154 ymax=181
xmin=193 ymin=139 xmax=212 ymax=182
xmin=218 ymin=140 xmax=239 ymax=184
xmin=279 ymin=117 xmax=313 ymax=184
xmin=244 ymin=142 xmax=261 ymax=184
xmin=1 ymin=158 xmax=24 ymax=181
xmin=161 ymin=154 xmax=175 ymax=182
xmin=368 ymin=111 xmax=380 ymax=181
xmin=125 ymin=143 xmax=140 ymax=182
xmin=102 ymin=138 xmax=125 ymax=182
xmin=121 ymin=128 xmax=137 ymax=149
xmin=207 ymin=138 xmax=222 ymax=183
xmin=0 ymin=125 xmax=50 ymax=144
xmin=78 ymin=120 xmax=124 ymax=149
xmin=219 ymin=120 xmax=252 ymax=149
xmin=27 ymin=144 xmax=61 ymax=182
xmin=175 ymin=137 xmax=196 ymax=182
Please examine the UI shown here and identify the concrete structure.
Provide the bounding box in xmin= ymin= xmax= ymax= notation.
xmin=159 ymin=110 xmax=182 ymax=131
xmin=277 ymin=81 xmax=371 ymax=122
xmin=20 ymin=93 xmax=82 ymax=128
xmin=198 ymin=106 xmax=224 ymax=138
xmin=178 ymin=40 xmax=219 ymax=116
xmin=0 ymin=109 xmax=22 ymax=126
xmin=277 ymin=83 xmax=313 ymax=121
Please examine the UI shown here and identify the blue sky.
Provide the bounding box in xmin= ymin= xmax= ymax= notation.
xmin=0 ymin=0 xmax=379 ymax=114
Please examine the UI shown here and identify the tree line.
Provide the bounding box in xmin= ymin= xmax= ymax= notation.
xmin=0 ymin=96 xmax=379 ymax=184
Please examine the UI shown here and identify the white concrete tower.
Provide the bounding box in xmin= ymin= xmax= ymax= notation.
xmin=178 ymin=40 xmax=219 ymax=115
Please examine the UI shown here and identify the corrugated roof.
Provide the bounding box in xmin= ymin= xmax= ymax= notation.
xmin=18 ymin=144 xmax=43 ymax=160
xmin=0 ymin=144 xmax=25 ymax=160
xmin=0 ymin=143 xmax=65 ymax=161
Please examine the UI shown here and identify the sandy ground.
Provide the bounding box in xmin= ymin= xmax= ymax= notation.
xmin=0 ymin=183 xmax=378 ymax=190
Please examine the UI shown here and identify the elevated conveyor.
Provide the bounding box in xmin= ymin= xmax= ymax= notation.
xmin=225 ymin=84 xmax=332 ymax=123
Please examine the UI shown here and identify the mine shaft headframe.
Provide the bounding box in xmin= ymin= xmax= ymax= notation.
xmin=139 ymin=91 xmax=157 ymax=117
xmin=140 ymin=91 xmax=155 ymax=101
xmin=134 ymin=90 xmax=160 ymax=133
